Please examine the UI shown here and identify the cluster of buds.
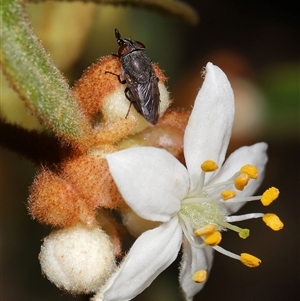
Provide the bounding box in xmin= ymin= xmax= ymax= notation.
xmin=27 ymin=55 xmax=189 ymax=293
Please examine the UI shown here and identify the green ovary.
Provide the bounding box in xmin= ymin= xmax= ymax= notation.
xmin=180 ymin=201 xmax=226 ymax=232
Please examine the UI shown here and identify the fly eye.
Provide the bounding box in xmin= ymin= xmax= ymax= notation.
xmin=135 ymin=41 xmax=146 ymax=49
xmin=118 ymin=45 xmax=132 ymax=56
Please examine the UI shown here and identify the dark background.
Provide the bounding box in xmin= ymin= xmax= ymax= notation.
xmin=1 ymin=0 xmax=299 ymax=300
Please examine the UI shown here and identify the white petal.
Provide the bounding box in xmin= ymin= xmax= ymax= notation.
xmin=100 ymin=217 xmax=182 ymax=301
xmin=179 ymin=239 xmax=214 ymax=301
xmin=184 ymin=62 xmax=235 ymax=191
xmin=106 ymin=147 xmax=189 ymax=222
xmin=209 ymin=142 xmax=268 ymax=214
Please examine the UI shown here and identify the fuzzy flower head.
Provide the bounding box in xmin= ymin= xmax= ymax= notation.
xmin=98 ymin=63 xmax=283 ymax=301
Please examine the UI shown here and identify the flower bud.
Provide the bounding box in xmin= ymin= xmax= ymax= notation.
xmin=61 ymin=153 xmax=124 ymax=210
xmin=28 ymin=169 xmax=95 ymax=227
xmin=72 ymin=56 xmax=171 ymax=147
xmin=39 ymin=225 xmax=116 ymax=293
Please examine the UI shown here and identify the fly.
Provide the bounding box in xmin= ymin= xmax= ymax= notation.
xmin=105 ymin=28 xmax=160 ymax=125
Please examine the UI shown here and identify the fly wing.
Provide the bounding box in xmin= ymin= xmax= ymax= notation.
xmin=125 ymin=72 xmax=160 ymax=125
xmin=136 ymin=74 xmax=160 ymax=125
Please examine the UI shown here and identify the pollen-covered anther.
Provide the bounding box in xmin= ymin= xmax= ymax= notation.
xmin=262 ymin=213 xmax=284 ymax=231
xmin=240 ymin=253 xmax=261 ymax=267
xmin=204 ymin=231 xmax=222 ymax=246
xmin=261 ymin=187 xmax=280 ymax=206
xmin=192 ymin=270 xmax=207 ymax=283
xmin=201 ymin=160 xmax=218 ymax=172
xmin=240 ymin=164 xmax=258 ymax=179
xmin=234 ymin=173 xmax=250 ymax=191
xmin=194 ymin=224 xmax=216 ymax=237
xmin=221 ymin=190 xmax=236 ymax=200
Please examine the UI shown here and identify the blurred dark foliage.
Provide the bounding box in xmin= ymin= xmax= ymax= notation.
xmin=1 ymin=0 xmax=299 ymax=300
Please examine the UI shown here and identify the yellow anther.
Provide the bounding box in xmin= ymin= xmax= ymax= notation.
xmin=240 ymin=164 xmax=258 ymax=179
xmin=262 ymin=213 xmax=284 ymax=231
xmin=221 ymin=190 xmax=236 ymax=200
xmin=234 ymin=173 xmax=250 ymax=191
xmin=201 ymin=160 xmax=218 ymax=172
xmin=240 ymin=253 xmax=261 ymax=268
xmin=261 ymin=187 xmax=280 ymax=206
xmin=238 ymin=228 xmax=250 ymax=239
xmin=194 ymin=224 xmax=216 ymax=237
xmin=192 ymin=270 xmax=207 ymax=283
xmin=204 ymin=231 xmax=222 ymax=246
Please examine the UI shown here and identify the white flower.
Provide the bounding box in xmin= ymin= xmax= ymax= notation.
xmin=95 ymin=62 xmax=282 ymax=301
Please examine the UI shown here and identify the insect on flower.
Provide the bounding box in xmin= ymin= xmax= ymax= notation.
xmin=105 ymin=28 xmax=160 ymax=125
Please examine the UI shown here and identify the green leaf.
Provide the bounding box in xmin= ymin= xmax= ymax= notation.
xmin=0 ymin=0 xmax=89 ymax=140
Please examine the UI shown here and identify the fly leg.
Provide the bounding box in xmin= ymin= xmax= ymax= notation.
xmin=104 ymin=71 xmax=126 ymax=84
xmin=124 ymin=88 xmax=136 ymax=118
xmin=105 ymin=71 xmax=134 ymax=119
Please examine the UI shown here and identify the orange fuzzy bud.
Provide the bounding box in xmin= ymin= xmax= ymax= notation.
xmin=72 ymin=56 xmax=168 ymax=122
xmin=61 ymin=154 xmax=125 ymax=210
xmin=72 ymin=56 xmax=171 ymax=149
xmin=158 ymin=109 xmax=190 ymax=132
xmin=28 ymin=169 xmax=95 ymax=227
xmin=72 ymin=56 xmax=122 ymax=120
xmin=119 ymin=109 xmax=190 ymax=164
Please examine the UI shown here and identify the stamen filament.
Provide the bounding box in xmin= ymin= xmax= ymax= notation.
xmin=177 ymin=159 xmax=280 ymax=272
xmin=200 ymin=171 xmax=241 ymax=193
xmin=226 ymin=213 xmax=264 ymax=222
xmin=179 ymin=214 xmax=195 ymax=238
xmin=213 ymin=245 xmax=240 ymax=260
xmin=213 ymin=247 xmax=261 ymax=267
xmin=190 ymin=172 xmax=206 ymax=197
xmin=202 ymin=179 xmax=235 ymax=192
xmin=223 ymin=196 xmax=262 ymax=203
xmin=179 ymin=214 xmax=206 ymax=249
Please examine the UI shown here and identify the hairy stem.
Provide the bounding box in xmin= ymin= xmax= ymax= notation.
xmin=0 ymin=0 xmax=90 ymax=140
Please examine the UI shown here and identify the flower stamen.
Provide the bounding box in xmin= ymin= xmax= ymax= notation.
xmin=234 ymin=173 xmax=250 ymax=190
xmin=240 ymin=253 xmax=262 ymax=267
xmin=226 ymin=212 xmax=284 ymax=231
xmin=201 ymin=160 xmax=218 ymax=172
xmin=214 ymin=246 xmax=261 ymax=268
xmin=262 ymin=213 xmax=284 ymax=231
xmin=204 ymin=231 xmax=222 ymax=246
xmin=261 ymin=187 xmax=280 ymax=206
xmin=193 ymin=160 xmax=219 ymax=196
xmin=221 ymin=190 xmax=236 ymax=200
xmin=194 ymin=224 xmax=216 ymax=237
xmin=192 ymin=270 xmax=207 ymax=283
xmin=240 ymin=164 xmax=258 ymax=179
xmin=178 ymin=159 xmax=281 ymax=280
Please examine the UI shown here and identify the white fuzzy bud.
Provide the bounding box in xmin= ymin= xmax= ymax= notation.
xmin=121 ymin=209 xmax=160 ymax=238
xmin=39 ymin=225 xmax=116 ymax=294
xmin=101 ymin=83 xmax=170 ymax=132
